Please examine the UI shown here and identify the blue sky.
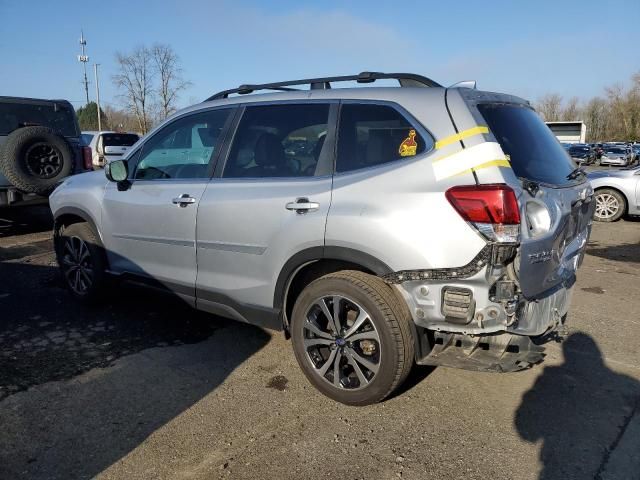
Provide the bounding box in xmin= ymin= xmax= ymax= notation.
xmin=0 ymin=0 xmax=638 ymax=110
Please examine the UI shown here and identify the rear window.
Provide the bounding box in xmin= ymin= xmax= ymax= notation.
xmin=102 ymin=133 xmax=139 ymax=147
xmin=336 ymin=104 xmax=430 ymax=173
xmin=478 ymin=104 xmax=576 ymax=185
xmin=0 ymin=101 xmax=78 ymax=137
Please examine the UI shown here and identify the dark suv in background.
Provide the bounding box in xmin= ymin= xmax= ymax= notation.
xmin=0 ymin=96 xmax=91 ymax=207
xmin=568 ymin=144 xmax=594 ymax=164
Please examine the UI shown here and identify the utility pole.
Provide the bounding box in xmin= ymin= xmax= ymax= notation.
xmin=77 ymin=30 xmax=90 ymax=105
xmin=94 ymin=64 xmax=102 ymax=131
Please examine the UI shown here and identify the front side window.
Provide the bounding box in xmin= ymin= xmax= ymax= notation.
xmin=223 ymin=104 xmax=330 ymax=178
xmin=336 ymin=104 xmax=429 ymax=173
xmin=135 ymin=109 xmax=231 ymax=180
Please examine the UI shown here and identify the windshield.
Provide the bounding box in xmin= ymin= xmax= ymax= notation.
xmin=102 ymin=133 xmax=139 ymax=147
xmin=80 ymin=133 xmax=94 ymax=145
xmin=605 ymin=148 xmax=625 ymax=154
xmin=478 ymin=103 xmax=577 ymax=185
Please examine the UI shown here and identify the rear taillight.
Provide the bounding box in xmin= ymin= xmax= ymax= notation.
xmin=82 ymin=146 xmax=92 ymax=170
xmin=446 ymin=184 xmax=520 ymax=243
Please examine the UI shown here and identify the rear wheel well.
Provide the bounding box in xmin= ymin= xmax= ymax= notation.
xmin=283 ymin=259 xmax=375 ymax=332
xmin=594 ymin=187 xmax=629 ymax=212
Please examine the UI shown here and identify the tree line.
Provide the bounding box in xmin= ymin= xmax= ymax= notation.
xmin=77 ymin=43 xmax=190 ymax=134
xmin=535 ymin=72 xmax=640 ymax=142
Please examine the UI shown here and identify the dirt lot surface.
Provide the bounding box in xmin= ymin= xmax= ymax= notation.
xmin=1 ymin=205 xmax=639 ymax=480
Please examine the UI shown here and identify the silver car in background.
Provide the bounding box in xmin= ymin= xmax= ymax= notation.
xmin=49 ymin=72 xmax=594 ymax=405
xmin=598 ymin=146 xmax=630 ymax=166
xmin=588 ymin=165 xmax=640 ymax=221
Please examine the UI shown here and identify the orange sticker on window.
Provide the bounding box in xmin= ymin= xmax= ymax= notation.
xmin=399 ymin=129 xmax=418 ymax=157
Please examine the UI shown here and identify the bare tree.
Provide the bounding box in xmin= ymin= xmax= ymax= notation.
xmin=151 ymin=44 xmax=191 ymax=121
xmin=536 ymin=93 xmax=563 ymax=122
xmin=112 ymin=46 xmax=154 ymax=134
xmin=103 ymin=105 xmax=140 ymax=133
xmin=535 ymin=71 xmax=640 ymax=142
xmin=583 ymin=97 xmax=609 ymax=142
xmin=605 ymin=78 xmax=640 ymax=141
xmin=562 ymin=97 xmax=581 ymax=121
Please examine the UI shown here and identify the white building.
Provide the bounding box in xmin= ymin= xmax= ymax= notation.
xmin=545 ymin=121 xmax=587 ymax=144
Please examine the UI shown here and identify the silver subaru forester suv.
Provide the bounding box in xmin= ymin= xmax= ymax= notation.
xmin=50 ymin=72 xmax=594 ymax=405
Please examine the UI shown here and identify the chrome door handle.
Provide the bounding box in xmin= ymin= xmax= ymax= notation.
xmin=286 ymin=198 xmax=320 ymax=213
xmin=172 ymin=194 xmax=196 ymax=207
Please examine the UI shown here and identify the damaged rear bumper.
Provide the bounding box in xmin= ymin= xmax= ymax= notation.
xmin=416 ymin=323 xmax=566 ymax=372
xmin=392 ymin=267 xmax=576 ymax=372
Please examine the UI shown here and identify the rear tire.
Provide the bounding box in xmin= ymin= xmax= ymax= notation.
xmin=290 ymin=270 xmax=415 ymax=405
xmin=0 ymin=126 xmax=74 ymax=195
xmin=55 ymin=222 xmax=107 ymax=302
xmin=594 ymin=188 xmax=626 ymax=222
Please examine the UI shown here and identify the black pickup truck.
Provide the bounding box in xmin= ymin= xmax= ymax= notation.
xmin=0 ymin=96 xmax=92 ymax=207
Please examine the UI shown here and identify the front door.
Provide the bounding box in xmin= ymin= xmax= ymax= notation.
xmin=195 ymin=103 xmax=336 ymax=323
xmin=101 ymin=108 xmax=233 ymax=300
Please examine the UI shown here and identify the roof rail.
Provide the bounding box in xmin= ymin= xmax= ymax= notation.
xmin=206 ymin=71 xmax=442 ymax=101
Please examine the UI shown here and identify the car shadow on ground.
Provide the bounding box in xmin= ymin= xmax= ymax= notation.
xmin=514 ymin=333 xmax=640 ymax=479
xmin=0 ymin=205 xmax=52 ymax=238
xmin=0 ymin=261 xmax=272 ymax=480
xmin=586 ymin=241 xmax=640 ymax=264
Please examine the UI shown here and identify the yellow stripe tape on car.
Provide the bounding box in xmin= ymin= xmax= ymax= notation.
xmin=432 ymin=142 xmax=510 ymax=180
xmin=434 ymin=126 xmax=489 ymax=150
xmin=452 ymin=159 xmax=512 ymax=177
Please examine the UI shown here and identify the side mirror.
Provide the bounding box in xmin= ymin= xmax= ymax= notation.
xmin=105 ymin=160 xmax=131 ymax=190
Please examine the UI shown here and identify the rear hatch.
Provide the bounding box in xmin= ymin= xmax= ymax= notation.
xmin=102 ymin=133 xmax=139 ymax=160
xmin=474 ymin=100 xmax=594 ymax=299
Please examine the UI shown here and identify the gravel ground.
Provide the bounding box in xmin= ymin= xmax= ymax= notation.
xmin=0 ymin=205 xmax=639 ymax=480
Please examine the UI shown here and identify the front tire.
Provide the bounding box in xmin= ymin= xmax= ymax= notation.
xmin=291 ymin=271 xmax=415 ymax=405
xmin=594 ymin=188 xmax=626 ymax=222
xmin=55 ymin=222 xmax=107 ymax=302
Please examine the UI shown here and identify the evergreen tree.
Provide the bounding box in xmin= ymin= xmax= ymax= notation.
xmin=76 ymin=102 xmax=108 ymax=131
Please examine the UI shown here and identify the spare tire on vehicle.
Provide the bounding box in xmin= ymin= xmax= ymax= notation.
xmin=0 ymin=126 xmax=74 ymax=195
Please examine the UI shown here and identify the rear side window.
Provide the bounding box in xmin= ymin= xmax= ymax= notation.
xmin=336 ymin=104 xmax=429 ymax=173
xmin=102 ymin=133 xmax=139 ymax=147
xmin=0 ymin=102 xmax=78 ymax=137
xmin=478 ymin=104 xmax=576 ymax=185
xmin=224 ymin=104 xmax=330 ymax=178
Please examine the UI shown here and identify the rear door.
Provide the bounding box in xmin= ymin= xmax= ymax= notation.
xmin=101 ymin=108 xmax=233 ymax=298
xmin=476 ymin=102 xmax=595 ymax=299
xmin=195 ymin=102 xmax=336 ymax=322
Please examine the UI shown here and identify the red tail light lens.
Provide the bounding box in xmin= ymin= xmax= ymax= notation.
xmin=446 ymin=184 xmax=520 ymax=225
xmin=82 ymin=146 xmax=93 ymax=170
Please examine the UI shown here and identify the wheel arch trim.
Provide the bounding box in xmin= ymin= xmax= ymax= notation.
xmin=53 ymin=206 xmax=104 ymax=244
xmin=273 ymin=246 xmax=393 ymax=313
